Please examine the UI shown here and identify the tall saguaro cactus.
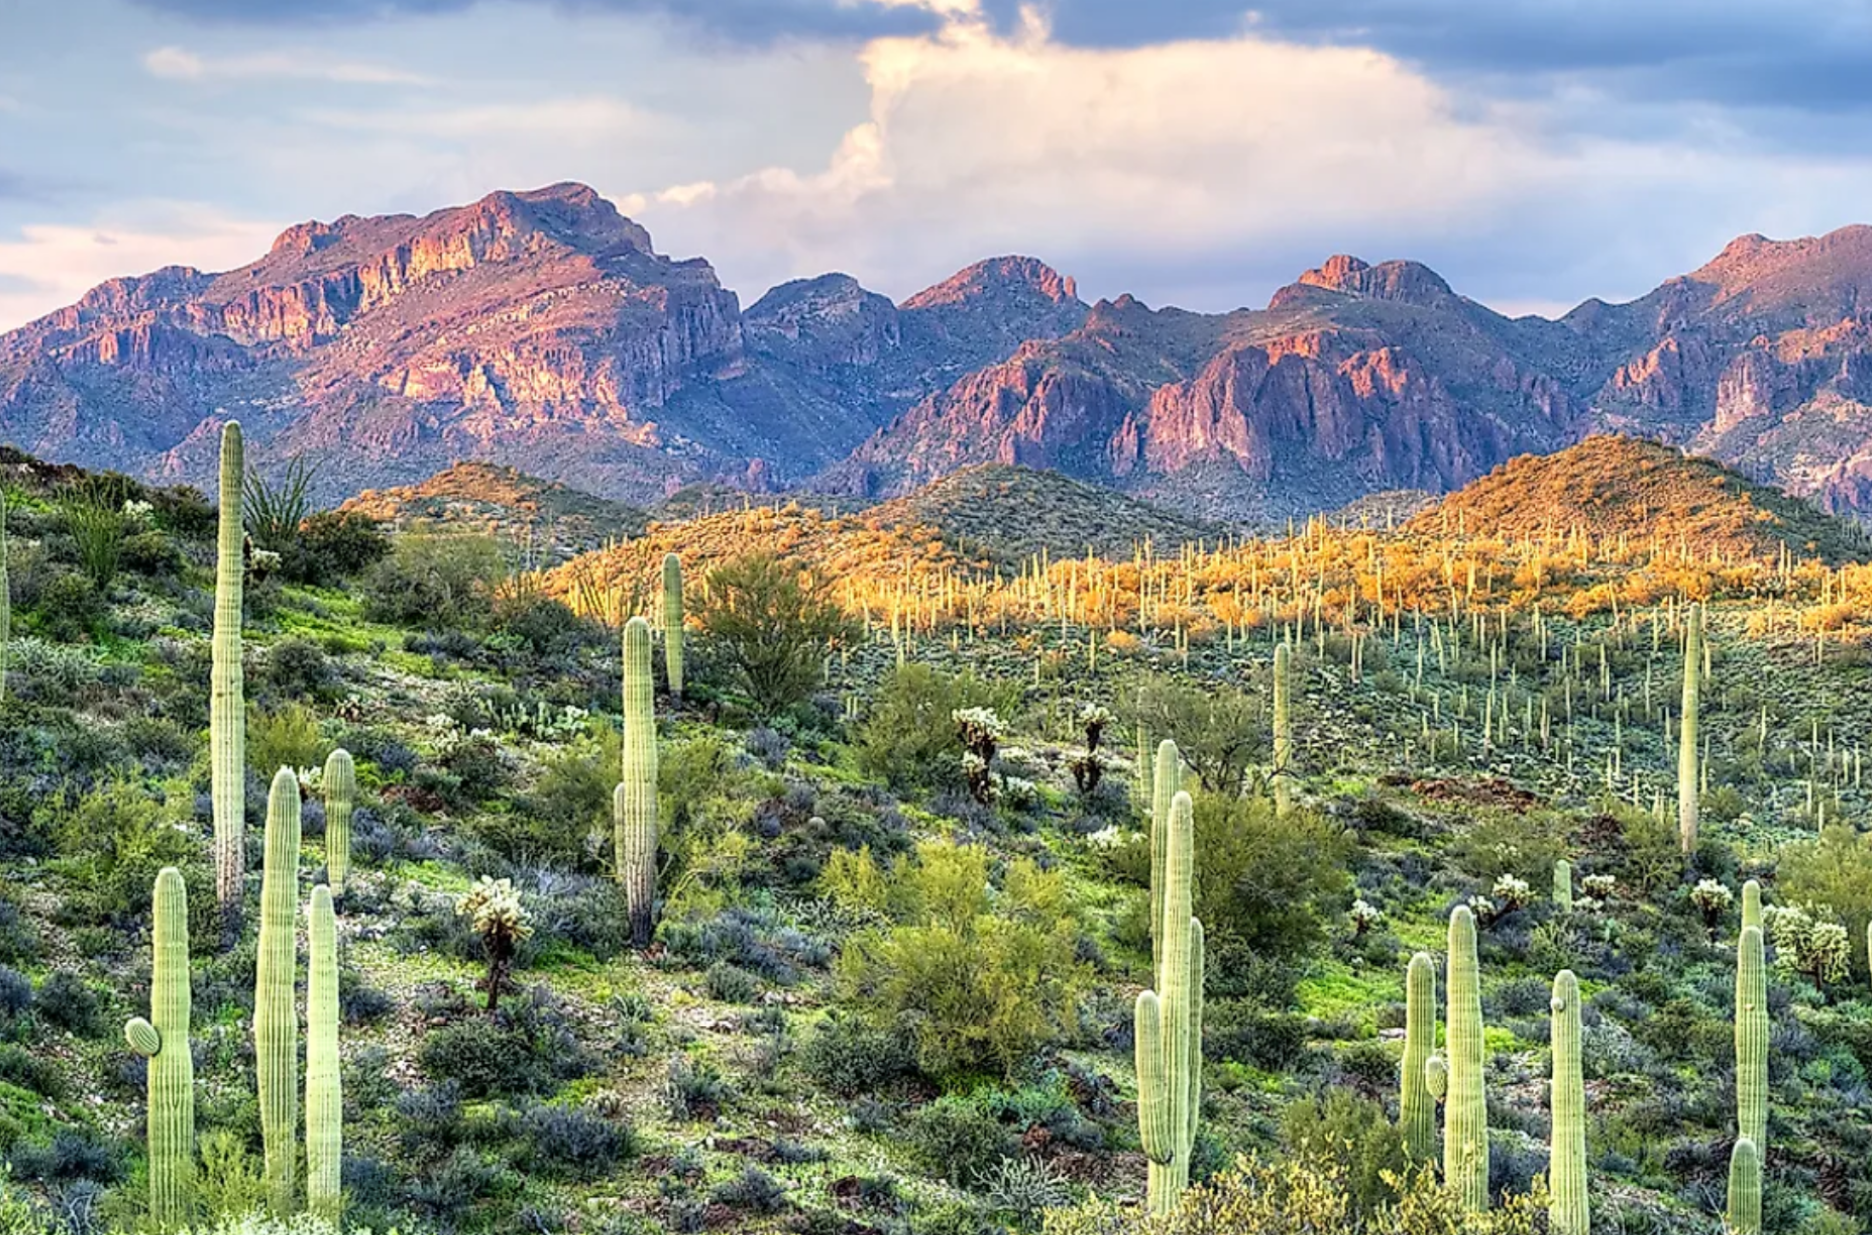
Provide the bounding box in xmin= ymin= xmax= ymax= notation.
xmin=1445 ymin=905 xmax=1489 ymax=1211
xmin=124 ymin=867 xmax=194 ymax=1230
xmin=1135 ymin=790 xmax=1203 ymax=1215
xmin=322 ymin=749 xmax=355 ymax=895
xmin=1737 ymin=923 xmax=1768 ymax=1161
xmin=306 ymin=884 xmax=341 ymax=1225
xmin=1272 ymin=643 xmax=1294 ymax=816
xmin=255 ymin=767 xmax=301 ymax=1215
xmin=662 ymin=552 xmax=685 ymax=698
xmin=1742 ymin=878 xmax=1763 ymax=933
xmin=617 ymin=616 xmax=659 ymax=948
xmin=1549 ymin=970 xmax=1588 ymax=1235
xmin=1399 ymin=952 xmax=1438 ymax=1161
xmin=1679 ymin=601 xmax=1702 ymax=856
xmin=212 ymin=422 xmax=246 ymax=915
xmin=1149 ymin=739 xmax=1181 ymax=976
xmin=1728 ymin=1137 xmax=1762 ymax=1235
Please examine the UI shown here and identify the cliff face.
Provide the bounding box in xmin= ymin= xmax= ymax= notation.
xmin=10 ymin=182 xmax=1872 ymax=517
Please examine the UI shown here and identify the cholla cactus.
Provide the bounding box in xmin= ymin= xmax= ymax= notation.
xmin=1582 ymin=874 xmax=1617 ymax=900
xmin=457 ymin=876 xmax=533 ymax=1013
xmin=1349 ymin=899 xmax=1382 ymax=937
xmin=1691 ymin=879 xmax=1735 ymax=938
xmin=954 ymin=707 xmax=1004 ymax=804
xmin=1766 ymin=904 xmax=1851 ymax=989
xmin=1491 ymin=874 xmax=1531 ymax=914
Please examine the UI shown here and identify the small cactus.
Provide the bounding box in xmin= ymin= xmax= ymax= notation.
xmin=322 ymin=749 xmax=354 ymax=895
xmin=1553 ymin=859 xmax=1573 ymax=912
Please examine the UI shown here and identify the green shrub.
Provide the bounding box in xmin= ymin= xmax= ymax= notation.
xmin=1278 ymin=1091 xmax=1413 ymax=1215
xmin=855 ymin=664 xmax=1017 ymax=792
xmin=1131 ymin=673 xmax=1272 ymax=795
xmin=283 ymin=510 xmax=391 ymax=586
xmin=248 ymin=702 xmax=324 ymax=777
xmin=696 ymin=553 xmax=859 ymax=718
xmin=30 ymin=572 xmax=104 ymax=643
xmin=1780 ymin=824 xmax=1872 ymax=984
xmin=907 ymin=1095 xmax=1014 ymax=1187
xmin=41 ymin=780 xmax=213 ymax=931
xmin=827 ymin=840 xmax=1088 ymax=1079
xmin=801 ymin=1013 xmax=918 ymax=1097
xmin=362 ymin=531 xmax=506 ymax=628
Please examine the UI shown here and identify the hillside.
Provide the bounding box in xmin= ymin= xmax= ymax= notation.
xmin=341 ymin=461 xmax=649 ymax=564
xmin=867 ymin=464 xmax=1219 ymax=562
xmin=1411 ymin=435 xmax=1871 ymax=564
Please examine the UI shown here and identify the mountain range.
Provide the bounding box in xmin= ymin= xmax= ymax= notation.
xmin=6 ymin=181 xmax=1872 ymax=520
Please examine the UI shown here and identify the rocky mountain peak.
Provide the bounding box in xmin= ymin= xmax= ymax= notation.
xmin=1292 ymin=254 xmax=1456 ymax=308
xmin=901 ymin=256 xmax=1080 ymax=312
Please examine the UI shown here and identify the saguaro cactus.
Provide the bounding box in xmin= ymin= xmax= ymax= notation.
xmin=1135 ymin=790 xmax=1203 ymax=1215
xmin=306 ymin=884 xmax=340 ymax=1225
xmin=255 ymin=767 xmax=301 ymax=1215
xmin=1273 ymin=643 xmax=1294 ymax=816
xmin=1549 ymin=970 xmax=1588 ymax=1235
xmin=1445 ymin=905 xmax=1489 ymax=1211
xmin=1400 ymin=952 xmax=1438 ymax=1161
xmin=1553 ymin=859 xmax=1573 ymax=912
xmin=212 ymin=422 xmax=246 ymax=915
xmin=1742 ymin=878 xmax=1763 ymax=933
xmin=1736 ymin=923 xmax=1768 ymax=1161
xmin=322 ymin=749 xmax=355 ymax=895
xmin=662 ymin=552 xmax=685 ymax=698
xmin=617 ymin=616 xmax=659 ymax=948
xmin=1728 ymin=1137 xmax=1762 ymax=1235
xmin=0 ymin=492 xmax=10 ymax=703
xmin=124 ymin=867 xmax=194 ymax=1230
xmin=1149 ymin=739 xmax=1181 ymax=976
xmin=1679 ymin=601 xmax=1702 ymax=856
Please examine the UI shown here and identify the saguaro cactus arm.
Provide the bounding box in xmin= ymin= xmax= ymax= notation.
xmin=1728 ymin=1137 xmax=1762 ymax=1235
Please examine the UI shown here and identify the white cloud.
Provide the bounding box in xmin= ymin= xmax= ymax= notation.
xmin=0 ymin=205 xmax=283 ymax=331
xmin=143 ymin=45 xmax=433 ymax=85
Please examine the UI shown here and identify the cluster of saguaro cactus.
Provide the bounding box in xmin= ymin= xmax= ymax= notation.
xmin=256 ymin=767 xmax=301 ymax=1215
xmin=1399 ymin=952 xmax=1437 ymax=1161
xmin=617 ymin=616 xmax=659 ymax=948
xmin=323 ymin=748 xmax=355 ymax=895
xmin=1679 ymin=601 xmax=1702 ymax=856
xmin=1272 ymin=643 xmax=1293 ymax=816
xmin=1549 ymin=970 xmax=1587 ymax=1235
xmin=306 ymin=885 xmax=341 ymax=1225
xmin=1149 ymin=739 xmax=1181 ymax=975
xmin=1136 ymin=789 xmax=1203 ymax=1215
xmin=1445 ymin=905 xmax=1489 ymax=1211
xmin=212 ymin=422 xmax=246 ymax=916
xmin=125 ymin=867 xmax=195 ymax=1231
xmin=663 ymin=552 xmax=685 ymax=698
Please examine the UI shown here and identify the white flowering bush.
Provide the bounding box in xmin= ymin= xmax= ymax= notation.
xmin=1690 ymin=878 xmax=1734 ymax=936
xmin=1491 ymin=874 xmax=1531 ymax=913
xmin=1349 ymin=898 xmax=1382 ymax=937
xmin=954 ymin=707 xmax=1004 ymax=804
xmin=1766 ymin=903 xmax=1851 ymax=988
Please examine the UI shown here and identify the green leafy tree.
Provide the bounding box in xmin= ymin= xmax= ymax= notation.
xmin=1133 ymin=673 xmax=1270 ymax=796
xmin=697 ymin=553 xmax=858 ymax=718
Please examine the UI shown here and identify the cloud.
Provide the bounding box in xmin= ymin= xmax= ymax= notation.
xmin=0 ymin=205 xmax=283 ymax=330
xmin=125 ymin=0 xmax=943 ymax=45
xmin=143 ymin=44 xmax=434 ymax=83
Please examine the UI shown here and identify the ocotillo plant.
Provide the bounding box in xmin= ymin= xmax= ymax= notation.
xmin=662 ymin=552 xmax=685 ymax=698
xmin=1549 ymin=970 xmax=1587 ymax=1235
xmin=212 ymin=422 xmax=246 ymax=916
xmin=124 ymin=867 xmax=194 ymax=1230
xmin=1737 ymin=923 xmax=1768 ymax=1161
xmin=1135 ymin=789 xmax=1203 ymax=1215
xmin=306 ymin=885 xmax=340 ymax=1225
xmin=1445 ymin=905 xmax=1489 ymax=1211
xmin=1273 ymin=642 xmax=1293 ymax=816
xmin=617 ymin=616 xmax=659 ymax=948
xmin=1679 ymin=601 xmax=1702 ymax=856
xmin=1399 ymin=952 xmax=1438 ymax=1161
xmin=322 ymin=748 xmax=354 ymax=895
xmin=1728 ymin=1137 xmax=1762 ymax=1235
xmin=1553 ymin=859 xmax=1573 ymax=912
xmin=1149 ymin=739 xmax=1181 ymax=976
xmin=255 ymin=766 xmax=301 ymax=1215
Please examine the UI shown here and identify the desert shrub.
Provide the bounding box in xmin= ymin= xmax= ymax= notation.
xmin=41 ymin=780 xmax=212 ymax=931
xmin=979 ymin=1156 xmax=1072 ymax=1228
xmin=247 ymin=703 xmax=324 ymax=778
xmin=855 ymin=664 xmax=1018 ymax=792
xmin=1780 ymin=824 xmax=1872 ymax=983
xmin=282 ymin=510 xmax=391 ymax=586
xmin=120 ymin=529 xmax=181 ymax=577
xmin=800 ymin=1013 xmax=919 ymax=1096
xmin=514 ymin=731 xmax=619 ymax=868
xmin=712 ymin=1166 xmax=789 ymax=1215
xmin=1132 ymin=673 xmax=1272 ymax=796
xmin=662 ymin=1056 xmax=731 ymax=1120
xmin=262 ymin=638 xmax=336 ymax=702
xmin=1448 ymin=808 xmax=1569 ymax=887
xmin=362 ymin=531 xmax=506 ymax=629
xmin=1279 ymin=1091 xmax=1414 ymax=1215
xmin=523 ymin=1105 xmax=635 ymax=1180
xmin=0 ymin=972 xmax=28 ymax=1021
xmin=417 ymin=992 xmax=589 ymax=1100
xmin=907 ymin=1096 xmax=1015 ymax=1186
xmin=703 ymin=961 xmax=761 ymax=1003
xmin=492 ymin=593 xmax=601 ymax=659
xmin=30 ymin=572 xmax=105 ymax=643
xmin=696 ymin=553 xmax=859 ymax=718
xmin=33 ymin=972 xmax=101 ymax=1038
xmin=826 ymin=840 xmax=1088 ymax=1079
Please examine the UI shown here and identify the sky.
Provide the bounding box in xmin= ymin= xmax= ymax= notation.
xmin=1 ymin=0 xmax=1871 ymax=332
